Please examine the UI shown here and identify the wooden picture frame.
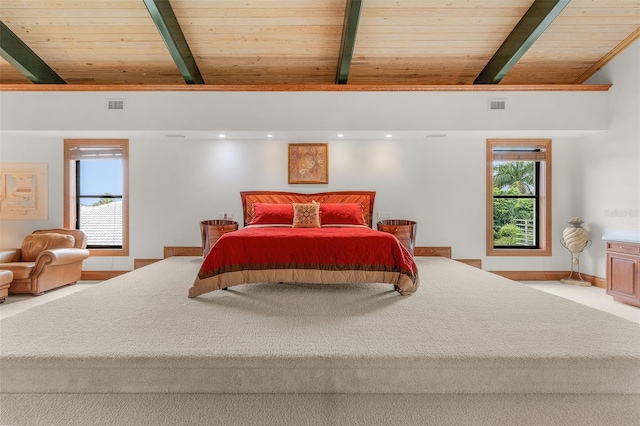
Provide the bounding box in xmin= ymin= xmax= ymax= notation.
xmin=288 ymin=143 xmax=328 ymax=184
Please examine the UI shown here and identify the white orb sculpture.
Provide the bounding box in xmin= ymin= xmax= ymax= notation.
xmin=560 ymin=217 xmax=592 ymax=286
xmin=561 ymin=217 xmax=589 ymax=253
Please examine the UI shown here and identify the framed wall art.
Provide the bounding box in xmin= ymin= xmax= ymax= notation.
xmin=288 ymin=143 xmax=328 ymax=184
xmin=0 ymin=163 xmax=48 ymax=220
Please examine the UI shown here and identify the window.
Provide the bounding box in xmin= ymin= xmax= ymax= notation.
xmin=486 ymin=139 xmax=551 ymax=256
xmin=64 ymin=139 xmax=129 ymax=256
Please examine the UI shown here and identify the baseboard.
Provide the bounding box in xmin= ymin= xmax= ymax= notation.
xmin=81 ymin=268 xmax=605 ymax=288
xmin=491 ymin=271 xmax=605 ymax=289
xmin=455 ymin=259 xmax=482 ymax=269
xmin=86 ymin=246 xmax=607 ymax=290
xmin=414 ymin=246 xmax=451 ymax=258
xmin=164 ymin=246 xmax=458 ymax=261
xmin=582 ymin=273 xmax=606 ymax=289
xmin=134 ymin=259 xmax=161 ymax=269
xmin=81 ymin=270 xmax=128 ymax=281
xmin=491 ymin=271 xmax=569 ymax=281
xmin=164 ymin=246 xmax=202 ymax=258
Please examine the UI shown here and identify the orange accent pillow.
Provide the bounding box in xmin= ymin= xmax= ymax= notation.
xmin=292 ymin=203 xmax=321 ymax=228
xmin=320 ymin=203 xmax=365 ymax=226
xmin=250 ymin=203 xmax=294 ymax=225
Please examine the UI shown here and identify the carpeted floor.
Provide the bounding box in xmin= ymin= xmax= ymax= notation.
xmin=1 ymin=256 xmax=639 ymax=424
xmin=2 ymin=393 xmax=640 ymax=426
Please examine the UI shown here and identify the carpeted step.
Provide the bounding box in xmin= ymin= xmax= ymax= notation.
xmin=1 ymin=257 xmax=639 ymax=394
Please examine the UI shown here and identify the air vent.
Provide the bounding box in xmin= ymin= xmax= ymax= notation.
xmin=164 ymin=134 xmax=186 ymax=138
xmin=488 ymin=99 xmax=507 ymax=111
xmin=107 ymin=99 xmax=125 ymax=110
xmin=425 ymin=133 xmax=447 ymax=138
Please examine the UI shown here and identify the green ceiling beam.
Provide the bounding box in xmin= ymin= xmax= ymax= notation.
xmin=474 ymin=0 xmax=570 ymax=84
xmin=143 ymin=0 xmax=204 ymax=84
xmin=336 ymin=0 xmax=363 ymax=84
xmin=0 ymin=21 xmax=66 ymax=84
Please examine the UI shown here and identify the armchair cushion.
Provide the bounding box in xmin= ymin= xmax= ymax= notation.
xmin=0 ymin=249 xmax=20 ymax=263
xmin=20 ymin=233 xmax=75 ymax=262
xmin=0 ymin=263 xmax=34 ymax=280
xmin=0 ymin=269 xmax=13 ymax=285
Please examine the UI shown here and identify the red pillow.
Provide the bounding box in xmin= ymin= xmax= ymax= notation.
xmin=320 ymin=203 xmax=365 ymax=226
xmin=250 ymin=203 xmax=294 ymax=225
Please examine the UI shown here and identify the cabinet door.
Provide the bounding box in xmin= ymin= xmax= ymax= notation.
xmin=606 ymin=252 xmax=640 ymax=304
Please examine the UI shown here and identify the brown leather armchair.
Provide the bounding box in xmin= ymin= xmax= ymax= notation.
xmin=0 ymin=229 xmax=90 ymax=296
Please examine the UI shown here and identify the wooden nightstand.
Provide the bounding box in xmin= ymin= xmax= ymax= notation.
xmin=606 ymin=240 xmax=640 ymax=307
xmin=377 ymin=219 xmax=418 ymax=256
xmin=200 ymin=220 xmax=238 ymax=257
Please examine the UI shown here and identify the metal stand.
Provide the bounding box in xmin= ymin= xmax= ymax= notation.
xmin=560 ymin=238 xmax=592 ymax=286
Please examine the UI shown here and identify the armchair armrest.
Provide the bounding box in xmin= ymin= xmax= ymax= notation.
xmin=0 ymin=249 xmax=21 ymax=263
xmin=35 ymin=248 xmax=90 ymax=267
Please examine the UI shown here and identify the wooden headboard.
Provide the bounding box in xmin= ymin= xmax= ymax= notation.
xmin=240 ymin=191 xmax=376 ymax=227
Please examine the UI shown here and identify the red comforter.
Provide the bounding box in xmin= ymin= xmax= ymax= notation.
xmin=189 ymin=226 xmax=419 ymax=297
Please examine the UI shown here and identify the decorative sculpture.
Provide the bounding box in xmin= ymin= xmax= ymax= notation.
xmin=560 ymin=217 xmax=592 ymax=286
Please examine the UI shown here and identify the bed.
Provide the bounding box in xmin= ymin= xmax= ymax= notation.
xmin=188 ymin=191 xmax=419 ymax=297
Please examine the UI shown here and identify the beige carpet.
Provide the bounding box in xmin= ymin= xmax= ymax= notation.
xmin=2 ymin=393 xmax=640 ymax=426
xmin=2 ymin=257 xmax=640 ymax=394
xmin=2 ymin=256 xmax=639 ymax=396
xmin=2 ymin=256 xmax=640 ymax=424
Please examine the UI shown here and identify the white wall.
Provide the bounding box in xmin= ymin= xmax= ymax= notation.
xmin=575 ymin=38 xmax=640 ymax=278
xmin=0 ymin=134 xmax=65 ymax=244
xmin=0 ymin=90 xmax=608 ymax=133
xmin=0 ymin=131 xmax=574 ymax=273
xmin=0 ymin=73 xmax=628 ymax=275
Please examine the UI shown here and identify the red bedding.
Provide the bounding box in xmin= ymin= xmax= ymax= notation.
xmin=189 ymin=226 xmax=419 ymax=297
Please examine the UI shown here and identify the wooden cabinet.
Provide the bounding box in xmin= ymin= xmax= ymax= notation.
xmin=200 ymin=220 xmax=238 ymax=257
xmin=377 ymin=220 xmax=418 ymax=256
xmin=606 ymin=241 xmax=640 ymax=307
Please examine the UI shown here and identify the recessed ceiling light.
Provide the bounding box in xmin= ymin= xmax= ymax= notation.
xmin=385 ymin=134 xmax=392 ymax=138
xmin=267 ymin=134 xmax=273 ymax=138
xmin=218 ymin=134 xmax=226 ymax=138
xmin=337 ymin=134 xmax=344 ymax=138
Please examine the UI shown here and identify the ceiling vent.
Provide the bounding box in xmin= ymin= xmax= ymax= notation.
xmin=425 ymin=133 xmax=447 ymax=138
xmin=107 ymin=99 xmax=125 ymax=110
xmin=488 ymin=99 xmax=507 ymax=111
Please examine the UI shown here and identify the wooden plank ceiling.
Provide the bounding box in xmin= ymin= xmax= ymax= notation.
xmin=0 ymin=0 xmax=638 ymax=87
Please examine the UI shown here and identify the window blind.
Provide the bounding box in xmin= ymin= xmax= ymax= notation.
xmin=68 ymin=146 xmax=123 ymax=160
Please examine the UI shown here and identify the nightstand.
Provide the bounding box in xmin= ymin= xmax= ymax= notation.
xmin=606 ymin=240 xmax=640 ymax=307
xmin=377 ymin=219 xmax=418 ymax=256
xmin=200 ymin=220 xmax=238 ymax=257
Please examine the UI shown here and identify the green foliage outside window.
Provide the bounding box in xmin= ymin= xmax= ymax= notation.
xmin=492 ymin=161 xmax=535 ymax=246
xmin=92 ymin=192 xmax=115 ymax=207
